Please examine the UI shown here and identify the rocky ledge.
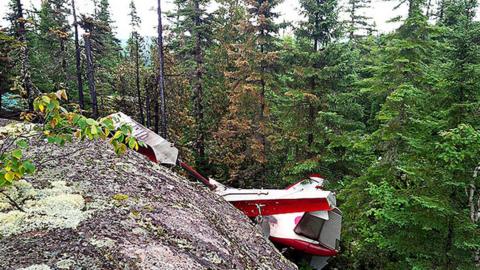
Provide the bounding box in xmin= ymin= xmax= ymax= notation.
xmin=0 ymin=120 xmax=296 ymax=270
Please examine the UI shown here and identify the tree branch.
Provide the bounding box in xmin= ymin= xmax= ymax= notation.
xmin=0 ymin=190 xmax=25 ymax=212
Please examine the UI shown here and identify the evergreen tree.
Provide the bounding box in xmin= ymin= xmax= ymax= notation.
xmin=169 ymin=0 xmax=213 ymax=171
xmin=79 ymin=15 xmax=107 ymax=118
xmin=157 ymin=0 xmax=167 ymax=137
xmin=270 ymin=0 xmax=364 ymax=186
xmin=339 ymin=1 xmax=480 ymax=267
xmin=246 ymin=0 xmax=281 ymax=184
xmin=440 ymin=0 xmax=480 ymax=264
xmin=213 ymin=0 xmax=282 ymax=186
xmin=37 ymin=0 xmax=71 ymax=92
xmin=71 ymin=0 xmax=84 ymax=109
xmin=345 ymin=0 xmax=372 ymax=40
xmin=93 ymin=0 xmax=121 ymax=114
xmin=128 ymin=0 xmax=144 ymax=124
xmin=0 ymin=27 xmax=18 ymax=112
xmin=7 ymin=0 xmax=39 ymax=110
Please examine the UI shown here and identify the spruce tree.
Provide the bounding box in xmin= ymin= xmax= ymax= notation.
xmin=0 ymin=27 xmax=18 ymax=112
xmin=339 ymin=1 xmax=480 ymax=267
xmin=7 ymin=0 xmax=39 ymax=110
xmin=128 ymin=0 xmax=144 ymax=124
xmin=93 ymin=0 xmax=121 ymax=114
xmin=79 ymin=15 xmax=108 ymax=118
xmin=37 ymin=0 xmax=71 ymax=91
xmin=345 ymin=0 xmax=373 ymax=40
xmin=157 ymin=0 xmax=167 ymax=137
xmin=71 ymin=0 xmax=84 ymax=109
xmin=246 ymin=0 xmax=281 ymax=184
xmin=169 ymin=0 xmax=213 ymax=171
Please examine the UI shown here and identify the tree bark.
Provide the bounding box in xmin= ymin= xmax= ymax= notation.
xmin=471 ymin=166 xmax=480 ymax=266
xmin=60 ymin=39 xmax=67 ymax=82
xmin=135 ymin=35 xmax=144 ymax=124
xmin=120 ymin=75 xmax=126 ymax=111
xmin=83 ymin=33 xmax=98 ymax=118
xmin=154 ymin=92 xmax=159 ymax=134
xmin=192 ymin=0 xmax=206 ymax=168
xmin=349 ymin=1 xmax=356 ymax=40
xmin=71 ymin=0 xmax=85 ymax=109
xmin=307 ymin=37 xmax=318 ymax=148
xmin=145 ymin=76 xmax=151 ymax=128
xmin=157 ymin=0 xmax=167 ymax=138
xmin=15 ymin=0 xmax=37 ymax=111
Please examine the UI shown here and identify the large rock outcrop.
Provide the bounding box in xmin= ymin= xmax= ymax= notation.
xmin=0 ymin=120 xmax=296 ymax=270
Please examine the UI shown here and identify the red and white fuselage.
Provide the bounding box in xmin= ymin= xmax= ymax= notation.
xmin=211 ymin=175 xmax=342 ymax=268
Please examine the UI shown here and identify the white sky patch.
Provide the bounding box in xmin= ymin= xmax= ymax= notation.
xmin=0 ymin=0 xmax=408 ymax=40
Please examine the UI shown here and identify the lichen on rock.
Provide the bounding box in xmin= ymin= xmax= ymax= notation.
xmin=0 ymin=120 xmax=296 ymax=270
xmin=0 ymin=180 xmax=89 ymax=237
xmin=18 ymin=264 xmax=51 ymax=270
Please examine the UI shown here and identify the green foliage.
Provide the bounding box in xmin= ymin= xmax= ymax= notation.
xmin=0 ymin=140 xmax=35 ymax=189
xmin=0 ymin=90 xmax=142 ymax=191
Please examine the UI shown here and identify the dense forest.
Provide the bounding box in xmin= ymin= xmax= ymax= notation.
xmin=1 ymin=0 xmax=479 ymax=268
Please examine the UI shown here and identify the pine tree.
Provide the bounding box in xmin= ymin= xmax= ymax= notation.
xmin=345 ymin=0 xmax=372 ymax=40
xmin=246 ymin=0 xmax=281 ymax=184
xmin=211 ymin=0 xmax=281 ymax=186
xmin=36 ymin=0 xmax=71 ymax=93
xmin=0 ymin=27 xmax=18 ymax=112
xmin=440 ymin=0 xmax=480 ymax=264
xmin=157 ymin=0 xmax=167 ymax=137
xmin=7 ymin=0 xmax=39 ymax=110
xmin=169 ymin=0 xmax=213 ymax=171
xmin=339 ymin=1 xmax=480 ymax=267
xmin=93 ymin=0 xmax=121 ymax=114
xmin=128 ymin=0 xmax=144 ymax=124
xmin=79 ymin=15 xmax=108 ymax=118
xmin=71 ymin=0 xmax=84 ymax=109
xmin=270 ymin=0 xmax=364 ymax=186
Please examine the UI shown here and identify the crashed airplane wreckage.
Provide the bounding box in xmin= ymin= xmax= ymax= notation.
xmin=110 ymin=112 xmax=342 ymax=269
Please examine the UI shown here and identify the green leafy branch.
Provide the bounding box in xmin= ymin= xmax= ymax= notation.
xmin=0 ymin=90 xmax=144 ymax=210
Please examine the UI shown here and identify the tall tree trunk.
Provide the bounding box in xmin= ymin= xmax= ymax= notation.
xmin=120 ymin=75 xmax=126 ymax=111
xmin=135 ymin=36 xmax=144 ymax=124
xmin=145 ymin=77 xmax=151 ymax=128
xmin=408 ymin=0 xmax=421 ymax=17
xmin=471 ymin=166 xmax=480 ymax=266
xmin=71 ymin=0 xmax=84 ymax=109
xmin=425 ymin=0 xmax=432 ymax=17
xmin=84 ymin=33 xmax=98 ymax=118
xmin=15 ymin=0 xmax=37 ymax=111
xmin=257 ymin=35 xmax=267 ymax=184
xmin=154 ymin=92 xmax=159 ymax=134
xmin=192 ymin=0 xmax=205 ymax=168
xmin=60 ymin=38 xmax=69 ymax=102
xmin=60 ymin=39 xmax=67 ymax=82
xmin=307 ymin=37 xmax=318 ymax=148
xmin=157 ymin=0 xmax=167 ymax=138
xmin=349 ymin=2 xmax=355 ymax=40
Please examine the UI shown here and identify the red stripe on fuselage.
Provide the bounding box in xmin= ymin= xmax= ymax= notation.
xmin=230 ymin=197 xmax=331 ymax=217
xmin=137 ymin=146 xmax=157 ymax=163
xmin=269 ymin=237 xmax=338 ymax=256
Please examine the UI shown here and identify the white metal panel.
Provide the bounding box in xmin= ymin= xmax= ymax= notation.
xmin=109 ymin=112 xmax=179 ymax=165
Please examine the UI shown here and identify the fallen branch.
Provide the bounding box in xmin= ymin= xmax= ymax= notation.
xmin=0 ymin=190 xmax=25 ymax=212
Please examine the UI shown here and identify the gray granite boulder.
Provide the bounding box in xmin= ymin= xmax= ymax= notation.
xmin=0 ymin=121 xmax=296 ymax=270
